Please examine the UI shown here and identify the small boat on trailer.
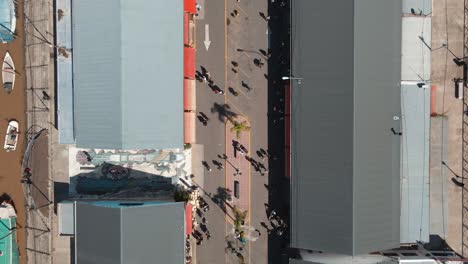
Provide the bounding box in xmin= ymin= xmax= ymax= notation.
xmin=2 ymin=52 xmax=15 ymax=94
xmin=4 ymin=120 xmax=18 ymax=152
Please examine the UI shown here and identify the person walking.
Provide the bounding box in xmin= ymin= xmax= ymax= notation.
xmin=269 ymin=210 xmax=277 ymax=220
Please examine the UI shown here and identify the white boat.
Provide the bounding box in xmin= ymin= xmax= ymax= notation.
xmin=4 ymin=120 xmax=18 ymax=152
xmin=2 ymin=52 xmax=15 ymax=94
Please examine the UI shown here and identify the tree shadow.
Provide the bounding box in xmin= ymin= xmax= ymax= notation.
xmin=211 ymin=187 xmax=235 ymax=219
xmin=211 ymin=103 xmax=238 ymax=123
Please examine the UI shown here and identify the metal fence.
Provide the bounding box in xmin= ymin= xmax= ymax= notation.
xmin=462 ymin=0 xmax=468 ymax=257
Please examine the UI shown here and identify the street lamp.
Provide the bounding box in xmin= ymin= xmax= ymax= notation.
xmin=282 ymin=76 xmax=303 ymax=84
xmin=442 ymin=161 xmax=467 ymax=187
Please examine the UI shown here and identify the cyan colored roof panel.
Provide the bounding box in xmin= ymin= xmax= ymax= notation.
xmin=400 ymin=83 xmax=430 ymax=243
xmin=402 ymin=0 xmax=431 ymax=14
xmin=73 ymin=0 xmax=122 ymax=149
xmin=0 ymin=218 xmax=19 ymax=264
xmin=401 ymin=17 xmax=431 ymax=81
xmin=56 ymin=0 xmax=74 ymax=144
xmin=0 ymin=0 xmax=15 ymax=43
xmin=120 ymin=0 xmax=183 ymax=149
xmin=73 ymin=0 xmax=183 ymax=149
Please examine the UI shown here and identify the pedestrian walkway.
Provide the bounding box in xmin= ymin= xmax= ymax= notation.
xmin=225 ymin=116 xmax=250 ymax=212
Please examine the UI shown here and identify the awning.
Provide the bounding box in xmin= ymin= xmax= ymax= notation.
xmin=184 ymin=13 xmax=195 ymax=47
xmin=184 ymin=112 xmax=196 ymax=144
xmin=184 ymin=47 xmax=195 ymax=79
xmin=185 ymin=204 xmax=192 ymax=235
xmin=184 ymin=13 xmax=189 ymax=46
xmin=184 ymin=79 xmax=196 ymax=111
xmin=184 ymin=0 xmax=196 ymax=14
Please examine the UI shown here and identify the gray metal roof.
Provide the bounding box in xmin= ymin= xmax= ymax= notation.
xmin=72 ymin=0 xmax=183 ymax=149
xmin=401 ymin=17 xmax=431 ymax=82
xmin=402 ymin=0 xmax=432 ymax=14
xmin=56 ymin=0 xmax=74 ymax=144
xmin=290 ymin=0 xmax=401 ymax=255
xmin=290 ymin=260 xmax=318 ymax=264
xmin=291 ymin=254 xmax=396 ymax=264
xmin=75 ymin=202 xmax=185 ymax=264
xmin=400 ymin=83 xmax=430 ymax=243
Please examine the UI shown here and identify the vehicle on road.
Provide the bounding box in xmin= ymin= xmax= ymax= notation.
xmin=2 ymin=52 xmax=15 ymax=94
xmin=4 ymin=120 xmax=18 ymax=152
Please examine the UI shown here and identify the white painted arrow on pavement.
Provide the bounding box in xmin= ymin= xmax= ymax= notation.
xmin=204 ymin=24 xmax=211 ymax=50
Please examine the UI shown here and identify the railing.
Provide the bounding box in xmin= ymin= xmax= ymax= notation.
xmin=462 ymin=0 xmax=468 ymax=257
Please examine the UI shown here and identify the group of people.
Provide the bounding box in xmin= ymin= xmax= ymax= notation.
xmin=232 ymin=140 xmax=248 ymax=156
xmin=185 ymin=237 xmax=193 ymax=264
xmin=260 ymin=209 xmax=288 ymax=237
xmin=192 ymin=197 xmax=212 ymax=245
xmin=196 ymin=68 xmax=225 ymax=95
xmin=245 ymin=155 xmax=268 ymax=175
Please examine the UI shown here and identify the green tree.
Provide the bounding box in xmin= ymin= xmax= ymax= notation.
xmin=233 ymin=206 xmax=247 ymax=232
xmin=230 ymin=120 xmax=250 ymax=139
xmin=174 ymin=186 xmax=190 ymax=203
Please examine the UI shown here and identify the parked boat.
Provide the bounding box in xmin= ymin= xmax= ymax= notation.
xmin=2 ymin=52 xmax=15 ymax=94
xmin=3 ymin=120 xmax=18 ymax=152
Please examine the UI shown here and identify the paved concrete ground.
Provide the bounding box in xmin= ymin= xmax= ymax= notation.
xmin=430 ymin=0 xmax=464 ymax=255
xmin=23 ymin=0 xmax=56 ymax=262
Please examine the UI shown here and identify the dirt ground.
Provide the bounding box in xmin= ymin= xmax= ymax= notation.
xmin=0 ymin=0 xmax=28 ymax=263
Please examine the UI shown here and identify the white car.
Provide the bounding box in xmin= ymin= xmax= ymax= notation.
xmin=4 ymin=120 xmax=18 ymax=152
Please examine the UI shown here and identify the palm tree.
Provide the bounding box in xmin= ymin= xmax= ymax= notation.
xmin=233 ymin=206 xmax=248 ymax=232
xmin=230 ymin=120 xmax=250 ymax=139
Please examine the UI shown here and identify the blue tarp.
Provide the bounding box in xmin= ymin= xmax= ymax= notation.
xmin=0 ymin=0 xmax=15 ymax=43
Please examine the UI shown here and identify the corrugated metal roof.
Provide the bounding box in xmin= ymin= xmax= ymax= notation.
xmin=291 ymin=254 xmax=396 ymax=264
xmin=56 ymin=0 xmax=75 ymax=144
xmin=402 ymin=0 xmax=431 ymax=14
xmin=58 ymin=202 xmax=74 ymax=235
xmin=75 ymin=202 xmax=185 ymax=264
xmin=73 ymin=0 xmax=183 ymax=149
xmin=401 ymin=17 xmax=431 ymax=82
xmin=290 ymin=0 xmax=401 ymax=255
xmin=400 ymin=83 xmax=430 ymax=243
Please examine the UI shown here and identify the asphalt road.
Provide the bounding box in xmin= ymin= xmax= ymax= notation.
xmin=194 ymin=0 xmax=230 ymax=262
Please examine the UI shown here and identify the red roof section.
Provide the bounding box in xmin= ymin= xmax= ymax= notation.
xmin=184 ymin=0 xmax=196 ymax=14
xmin=184 ymin=47 xmax=195 ymax=79
xmin=185 ymin=204 xmax=192 ymax=235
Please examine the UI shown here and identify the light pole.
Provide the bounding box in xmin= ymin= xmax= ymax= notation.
xmin=281 ymin=76 xmax=303 ymax=84
xmin=442 ymin=161 xmax=467 ymax=187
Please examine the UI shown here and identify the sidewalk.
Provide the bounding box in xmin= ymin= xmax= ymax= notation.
xmin=24 ymin=0 xmax=56 ymax=262
xmin=225 ymin=116 xmax=251 ymax=212
xmin=431 ymin=0 xmax=464 ymax=254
